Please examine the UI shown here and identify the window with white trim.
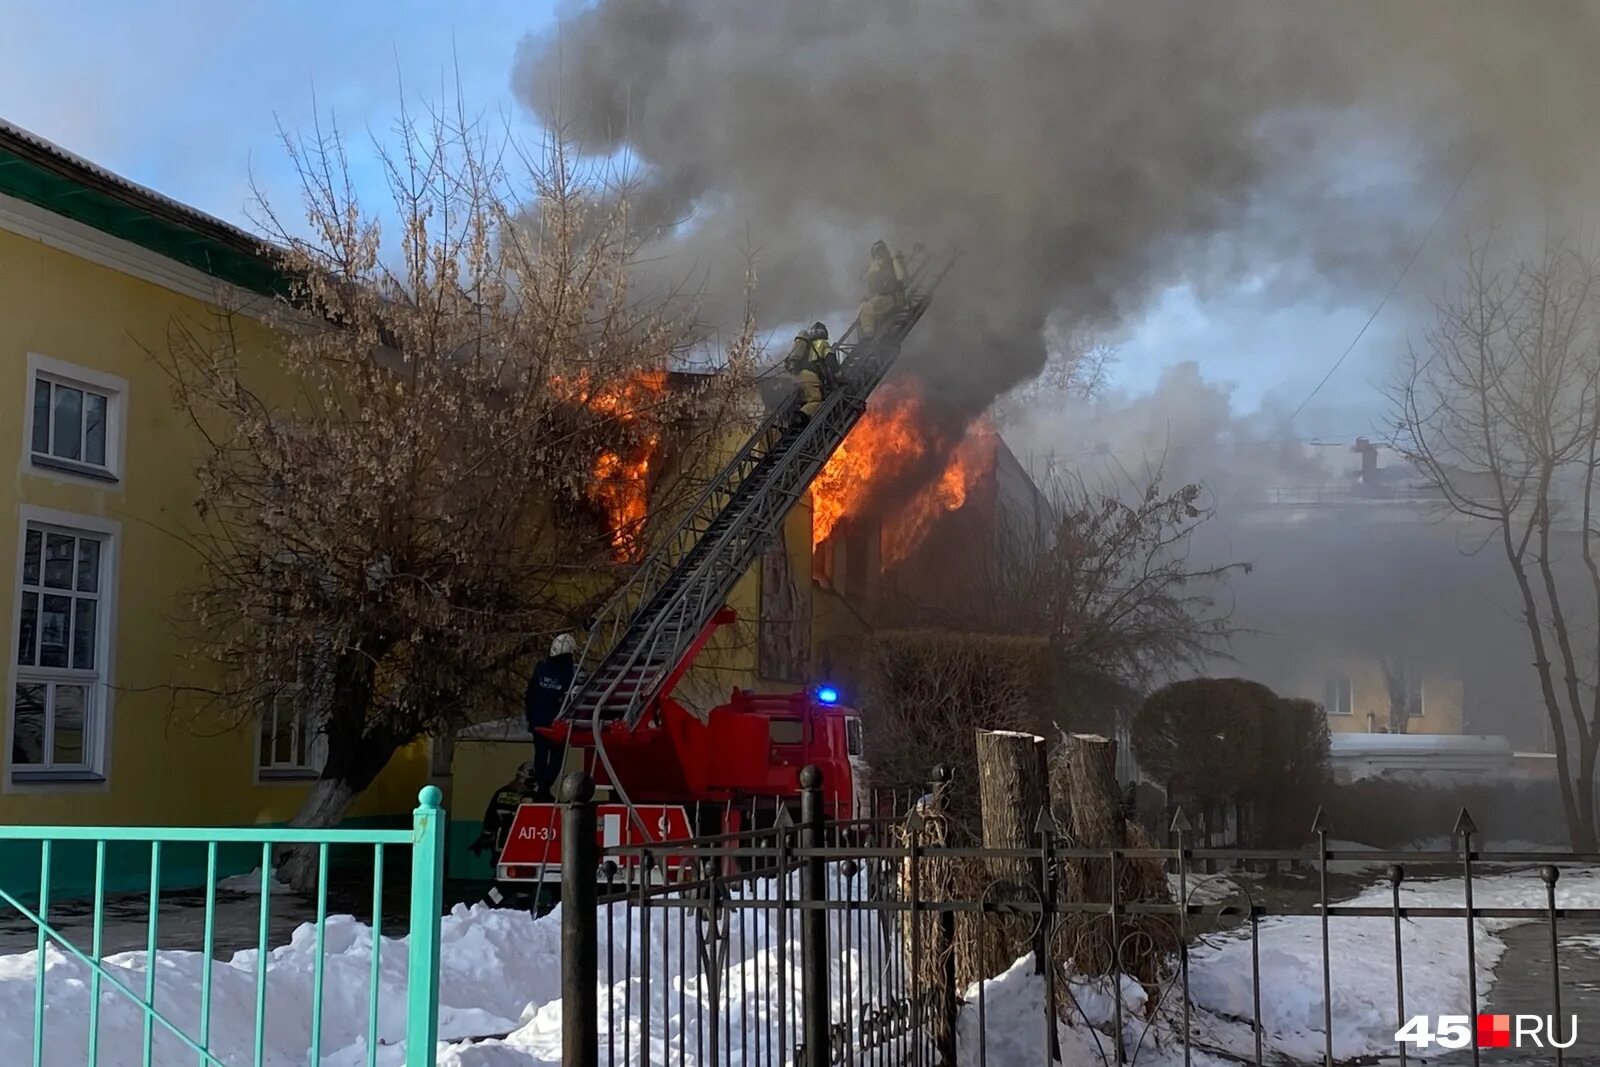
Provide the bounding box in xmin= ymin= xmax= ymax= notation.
xmin=1406 ymin=672 xmax=1425 ymax=718
xmin=1323 ymin=677 xmax=1353 ymax=716
xmin=25 ymin=361 xmax=123 ymax=482
xmin=258 ymin=695 xmax=324 ymax=776
xmin=257 ymin=652 xmax=328 ymax=777
xmin=12 ymin=524 xmax=108 ymax=776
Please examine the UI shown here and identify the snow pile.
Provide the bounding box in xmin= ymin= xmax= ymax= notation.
xmin=3 ymin=865 xmax=1598 ymax=1065
xmin=0 ymin=905 xmax=557 ymax=1066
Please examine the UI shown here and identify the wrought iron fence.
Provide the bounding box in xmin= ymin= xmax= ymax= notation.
xmin=558 ymin=768 xmax=1600 ymax=1067
xmin=0 ymin=786 xmax=448 ymax=1067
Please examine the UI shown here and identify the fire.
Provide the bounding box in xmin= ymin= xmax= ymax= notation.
xmin=565 ymin=369 xmax=668 ymax=560
xmin=881 ymin=427 xmax=997 ymax=564
xmin=811 ymin=381 xmax=934 ymax=544
xmin=812 ymin=380 xmax=997 ymax=565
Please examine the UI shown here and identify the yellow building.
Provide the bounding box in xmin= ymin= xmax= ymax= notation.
xmin=1298 ymin=655 xmax=1466 ymax=736
xmin=0 ymin=121 xmax=427 ymax=897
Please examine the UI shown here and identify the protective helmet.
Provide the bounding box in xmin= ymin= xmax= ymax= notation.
xmin=551 ymin=632 xmax=578 ymax=657
xmin=871 ymin=239 xmax=890 ymax=258
xmin=515 ymin=761 xmax=536 ymax=781
xmin=809 ymin=321 xmax=829 ymax=341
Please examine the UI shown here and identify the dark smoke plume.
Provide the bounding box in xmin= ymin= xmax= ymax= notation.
xmin=513 ymin=0 xmax=1600 ymax=432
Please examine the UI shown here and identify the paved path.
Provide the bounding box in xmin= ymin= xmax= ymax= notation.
xmin=1420 ymin=918 xmax=1600 ymax=1066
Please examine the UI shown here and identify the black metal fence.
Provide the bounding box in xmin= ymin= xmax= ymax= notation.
xmin=555 ymin=768 xmax=1599 ymax=1067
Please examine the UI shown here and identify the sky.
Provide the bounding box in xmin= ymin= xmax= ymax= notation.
xmin=0 ymin=0 xmax=1439 ymax=438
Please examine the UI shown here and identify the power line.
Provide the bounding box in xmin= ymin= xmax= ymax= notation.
xmin=1286 ymin=154 xmax=1478 ymax=423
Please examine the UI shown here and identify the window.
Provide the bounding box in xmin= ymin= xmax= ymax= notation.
xmin=257 ymin=660 xmax=327 ymax=777
xmin=1323 ymin=677 xmax=1353 ymax=716
xmin=845 ymin=716 xmax=863 ymax=758
xmin=23 ymin=357 xmax=125 ymax=482
xmin=258 ymin=697 xmax=322 ymax=776
xmin=1406 ymin=673 xmax=1425 ymax=718
xmin=12 ymin=523 xmax=109 ymax=777
xmin=770 ymin=718 xmax=805 ymax=746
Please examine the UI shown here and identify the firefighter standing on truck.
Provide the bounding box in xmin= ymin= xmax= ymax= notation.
xmin=784 ymin=321 xmax=834 ymax=425
xmin=525 ymin=632 xmax=578 ymax=796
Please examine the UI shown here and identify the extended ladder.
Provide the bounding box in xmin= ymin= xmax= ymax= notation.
xmin=561 ymin=249 xmax=953 ymax=729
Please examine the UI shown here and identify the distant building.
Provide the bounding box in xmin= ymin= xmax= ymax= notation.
xmin=1217 ymin=438 xmax=1543 ymax=744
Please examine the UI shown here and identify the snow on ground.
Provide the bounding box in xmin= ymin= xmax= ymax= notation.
xmin=215 ymin=868 xmax=296 ymax=894
xmin=4 ymin=865 xmax=1600 ymax=1065
xmin=1167 ymin=872 xmax=1240 ymax=906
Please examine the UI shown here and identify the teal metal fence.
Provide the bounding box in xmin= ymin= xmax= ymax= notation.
xmin=0 ymin=785 xmax=447 ymax=1067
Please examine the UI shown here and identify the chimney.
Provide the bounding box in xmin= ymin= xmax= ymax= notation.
xmin=1352 ymin=437 xmax=1378 ymax=484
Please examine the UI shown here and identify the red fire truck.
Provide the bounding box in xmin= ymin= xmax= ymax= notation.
xmin=494 ymin=610 xmax=870 ymax=885
xmin=494 ymin=251 xmax=947 ymax=888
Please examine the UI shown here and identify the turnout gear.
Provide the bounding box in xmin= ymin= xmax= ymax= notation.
xmin=859 ymin=240 xmax=906 ymax=339
xmin=525 ymin=635 xmax=578 ymax=795
xmin=471 ymin=763 xmax=538 ymax=857
xmin=784 ymin=325 xmax=834 ymax=424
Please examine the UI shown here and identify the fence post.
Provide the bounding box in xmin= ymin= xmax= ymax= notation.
xmin=800 ymin=765 xmax=830 ymax=1067
xmin=405 ymin=786 xmax=447 ymax=1067
xmin=561 ymin=772 xmax=599 ymax=1067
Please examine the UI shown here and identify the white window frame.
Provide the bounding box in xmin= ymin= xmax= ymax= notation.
xmin=7 ymin=507 xmax=119 ymax=788
xmin=1324 ymin=677 xmax=1354 ymax=716
xmin=21 ymin=353 xmax=128 ymax=485
xmin=1406 ymin=672 xmax=1426 ymax=718
xmin=256 ymin=686 xmax=328 ymax=780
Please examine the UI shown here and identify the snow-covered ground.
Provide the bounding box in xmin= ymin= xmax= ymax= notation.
xmin=4 ymin=865 xmax=1598 ymax=1065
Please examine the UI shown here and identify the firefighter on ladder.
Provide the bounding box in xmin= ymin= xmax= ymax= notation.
xmin=784 ymin=321 xmax=836 ymax=426
xmin=858 ymin=239 xmax=907 ymax=340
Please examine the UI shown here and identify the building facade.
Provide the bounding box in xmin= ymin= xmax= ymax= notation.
xmin=0 ymin=122 xmax=427 ymax=896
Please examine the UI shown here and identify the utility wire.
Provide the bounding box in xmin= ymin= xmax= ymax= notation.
xmin=1286 ymin=154 xmax=1478 ymax=423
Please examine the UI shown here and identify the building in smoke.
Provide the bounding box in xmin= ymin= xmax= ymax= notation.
xmin=797 ymin=424 xmax=1052 ymax=684
xmin=1217 ymin=438 xmax=1553 ymax=746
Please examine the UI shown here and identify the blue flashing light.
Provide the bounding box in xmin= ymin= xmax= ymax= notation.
xmin=816 ymin=686 xmax=840 ymax=705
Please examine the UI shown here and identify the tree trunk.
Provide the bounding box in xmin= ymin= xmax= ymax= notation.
xmin=976 ymin=729 xmax=1050 ymax=855
xmin=972 ymin=730 xmax=1050 ymax=983
xmin=275 ymin=649 xmax=406 ymax=892
xmin=1057 ymin=733 xmax=1124 ymax=850
xmin=1050 ymin=733 xmax=1175 ymax=989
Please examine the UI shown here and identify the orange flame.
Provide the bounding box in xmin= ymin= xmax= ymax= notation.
xmin=563 ymin=369 xmax=668 ymax=560
xmin=811 ymin=381 xmax=934 ymax=545
xmin=812 ymin=381 xmax=996 ymax=565
xmin=882 ymin=427 xmax=997 ymax=564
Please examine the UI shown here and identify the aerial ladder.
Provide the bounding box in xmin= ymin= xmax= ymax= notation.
xmin=561 ymin=248 xmax=950 ymax=730
xmin=497 ymin=248 xmax=951 ymax=882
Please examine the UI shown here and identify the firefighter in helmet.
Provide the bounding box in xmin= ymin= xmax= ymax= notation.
xmin=858 ymin=239 xmax=906 ymax=340
xmin=469 ymin=761 xmax=539 ymax=858
xmin=525 ymin=632 xmax=578 ymax=795
xmin=784 ymin=321 xmax=834 ymax=425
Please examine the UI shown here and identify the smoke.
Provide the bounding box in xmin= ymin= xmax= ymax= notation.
xmin=510 ymin=0 xmax=1600 ymax=744
xmin=1007 ymin=360 xmax=1550 ymax=746
xmin=513 ymin=0 xmax=1600 ymax=432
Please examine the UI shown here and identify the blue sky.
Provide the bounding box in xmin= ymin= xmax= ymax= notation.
xmin=1 ymin=0 xmax=1422 ymax=438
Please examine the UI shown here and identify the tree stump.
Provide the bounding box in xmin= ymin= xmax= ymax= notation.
xmin=972 ymin=730 xmax=1050 ymax=982
xmin=1050 ymin=732 xmax=1175 ymax=990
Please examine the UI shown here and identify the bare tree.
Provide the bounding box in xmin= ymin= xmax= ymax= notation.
xmin=1391 ymin=234 xmax=1600 ymax=849
xmin=156 ymin=102 xmax=754 ymax=886
xmin=1379 ymin=656 xmax=1412 ymax=735
xmin=1007 ymin=471 xmax=1248 ymax=708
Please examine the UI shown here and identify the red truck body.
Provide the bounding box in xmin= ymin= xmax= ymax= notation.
xmin=495 ymin=609 xmax=866 ymax=885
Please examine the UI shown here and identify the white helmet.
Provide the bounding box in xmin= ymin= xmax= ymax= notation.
xmin=550 ymin=633 xmax=578 ymax=657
